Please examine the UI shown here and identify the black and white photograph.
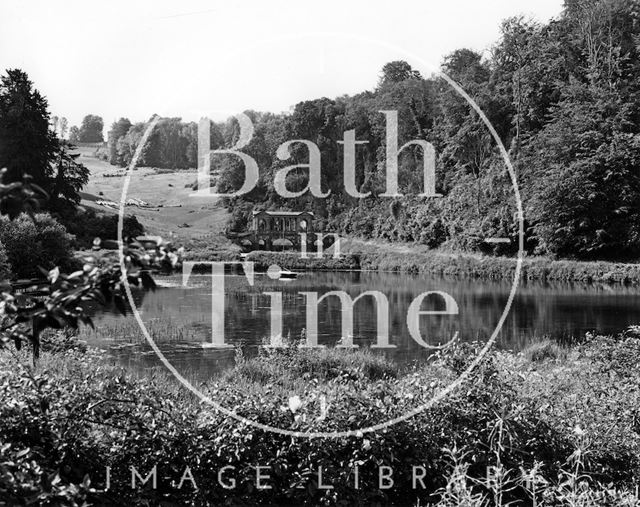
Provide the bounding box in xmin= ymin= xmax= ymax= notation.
xmin=2 ymin=0 xmax=640 ymax=505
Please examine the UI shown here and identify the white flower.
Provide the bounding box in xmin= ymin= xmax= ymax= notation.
xmin=48 ymin=267 xmax=60 ymax=283
xmin=288 ymin=395 xmax=302 ymax=413
xmin=573 ymin=425 xmax=585 ymax=436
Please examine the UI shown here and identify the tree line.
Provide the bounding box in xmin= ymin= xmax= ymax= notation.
xmin=34 ymin=0 xmax=640 ymax=261
xmin=213 ymin=0 xmax=640 ymax=261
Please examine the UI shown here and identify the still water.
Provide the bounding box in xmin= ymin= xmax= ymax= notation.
xmin=86 ymin=271 xmax=640 ymax=381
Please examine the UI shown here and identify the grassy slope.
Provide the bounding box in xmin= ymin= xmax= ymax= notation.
xmin=76 ymin=147 xmax=234 ymax=249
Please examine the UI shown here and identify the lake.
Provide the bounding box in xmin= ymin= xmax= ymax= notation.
xmin=84 ymin=271 xmax=640 ymax=382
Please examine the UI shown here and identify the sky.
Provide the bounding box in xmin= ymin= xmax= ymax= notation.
xmin=0 ymin=0 xmax=564 ymax=131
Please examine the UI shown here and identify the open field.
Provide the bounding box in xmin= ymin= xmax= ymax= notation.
xmin=76 ymin=147 xmax=234 ymax=248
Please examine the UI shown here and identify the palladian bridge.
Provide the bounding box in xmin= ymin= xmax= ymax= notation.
xmin=226 ymin=210 xmax=326 ymax=251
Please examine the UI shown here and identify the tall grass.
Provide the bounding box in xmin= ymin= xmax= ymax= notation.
xmin=77 ymin=317 xmax=207 ymax=344
xmin=245 ymin=251 xmax=360 ymax=271
xmin=343 ymin=239 xmax=640 ymax=284
xmin=522 ymin=338 xmax=568 ymax=362
xmin=224 ymin=345 xmax=398 ymax=391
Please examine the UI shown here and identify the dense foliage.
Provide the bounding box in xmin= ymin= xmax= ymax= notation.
xmin=1 ymin=335 xmax=640 ymax=505
xmin=60 ymin=207 xmax=144 ymax=249
xmin=0 ymin=213 xmax=74 ymax=279
xmin=0 ymin=240 xmax=11 ymax=280
xmin=342 ymin=239 xmax=640 ymax=283
xmin=0 ymin=70 xmax=89 ymax=213
xmin=0 ymin=69 xmax=148 ymax=277
xmin=107 ymin=117 xmax=199 ymax=169
xmin=77 ymin=114 xmax=104 ymax=143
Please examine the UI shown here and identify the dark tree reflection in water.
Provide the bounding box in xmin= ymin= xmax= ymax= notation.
xmin=84 ymin=272 xmax=640 ymax=382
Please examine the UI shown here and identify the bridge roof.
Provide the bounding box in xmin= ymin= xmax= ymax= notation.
xmin=252 ymin=210 xmax=314 ymax=217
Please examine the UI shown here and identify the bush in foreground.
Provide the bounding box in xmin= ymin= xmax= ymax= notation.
xmin=1 ymin=335 xmax=640 ymax=505
xmin=0 ymin=213 xmax=75 ymax=278
xmin=522 ymin=339 xmax=567 ymax=362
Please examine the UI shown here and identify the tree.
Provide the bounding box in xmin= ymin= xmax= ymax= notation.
xmin=107 ymin=117 xmax=132 ymax=165
xmin=78 ymin=114 xmax=104 ymax=142
xmin=378 ymin=61 xmax=421 ymax=87
xmin=524 ymin=83 xmax=640 ymax=258
xmin=50 ymin=140 xmax=89 ymax=209
xmin=107 ymin=117 xmax=202 ymax=169
xmin=0 ymin=69 xmax=89 ymax=212
xmin=59 ymin=117 xmax=68 ymax=139
xmin=0 ymin=70 xmax=159 ymax=366
xmin=68 ymin=125 xmax=79 ymax=143
xmin=0 ymin=69 xmax=58 ymax=192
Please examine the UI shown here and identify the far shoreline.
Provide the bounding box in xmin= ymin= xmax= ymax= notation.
xmin=74 ymin=236 xmax=640 ymax=285
xmin=242 ymin=238 xmax=640 ymax=285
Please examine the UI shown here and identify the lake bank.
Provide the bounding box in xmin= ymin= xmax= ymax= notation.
xmin=242 ymin=238 xmax=640 ymax=284
xmin=75 ymin=235 xmax=640 ymax=284
xmin=3 ymin=331 xmax=640 ymax=505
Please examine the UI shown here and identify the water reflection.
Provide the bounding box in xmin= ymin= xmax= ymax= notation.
xmin=85 ymin=271 xmax=640 ymax=381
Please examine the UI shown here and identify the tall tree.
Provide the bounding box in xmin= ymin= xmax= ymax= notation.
xmin=68 ymin=125 xmax=79 ymax=143
xmin=107 ymin=117 xmax=132 ymax=165
xmin=78 ymin=114 xmax=104 ymax=142
xmin=0 ymin=69 xmax=88 ymax=211
xmin=50 ymin=140 xmax=89 ymax=210
xmin=59 ymin=117 xmax=68 ymax=139
xmin=378 ymin=61 xmax=421 ymax=87
xmin=0 ymin=69 xmax=58 ymax=191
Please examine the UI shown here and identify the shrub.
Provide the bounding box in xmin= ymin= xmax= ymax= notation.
xmin=40 ymin=329 xmax=88 ymax=354
xmin=343 ymin=239 xmax=640 ymax=284
xmin=227 ymin=201 xmax=254 ymax=232
xmin=245 ymin=251 xmax=360 ymax=271
xmin=225 ymin=346 xmax=398 ymax=389
xmin=522 ymin=339 xmax=567 ymax=362
xmin=0 ymin=240 xmax=11 ymax=280
xmin=59 ymin=208 xmax=144 ymax=248
xmin=0 ymin=213 xmax=75 ymax=278
xmin=2 ymin=336 xmax=640 ymax=505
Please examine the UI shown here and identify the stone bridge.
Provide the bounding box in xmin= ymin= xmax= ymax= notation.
xmin=227 ymin=210 xmax=323 ymax=251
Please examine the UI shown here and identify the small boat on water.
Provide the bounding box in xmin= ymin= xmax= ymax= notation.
xmin=279 ymin=268 xmax=298 ymax=280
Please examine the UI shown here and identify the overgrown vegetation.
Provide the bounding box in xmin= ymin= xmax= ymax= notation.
xmin=60 ymin=207 xmax=144 ymax=249
xmin=0 ymin=69 xmax=147 ymax=268
xmin=522 ymin=338 xmax=568 ymax=362
xmin=0 ymin=70 xmax=88 ymax=215
xmin=332 ymin=238 xmax=640 ymax=283
xmin=0 ymin=213 xmax=75 ymax=278
xmin=1 ymin=334 xmax=640 ymax=505
xmin=203 ymin=0 xmax=640 ymax=261
xmin=246 ymin=251 xmax=360 ymax=271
